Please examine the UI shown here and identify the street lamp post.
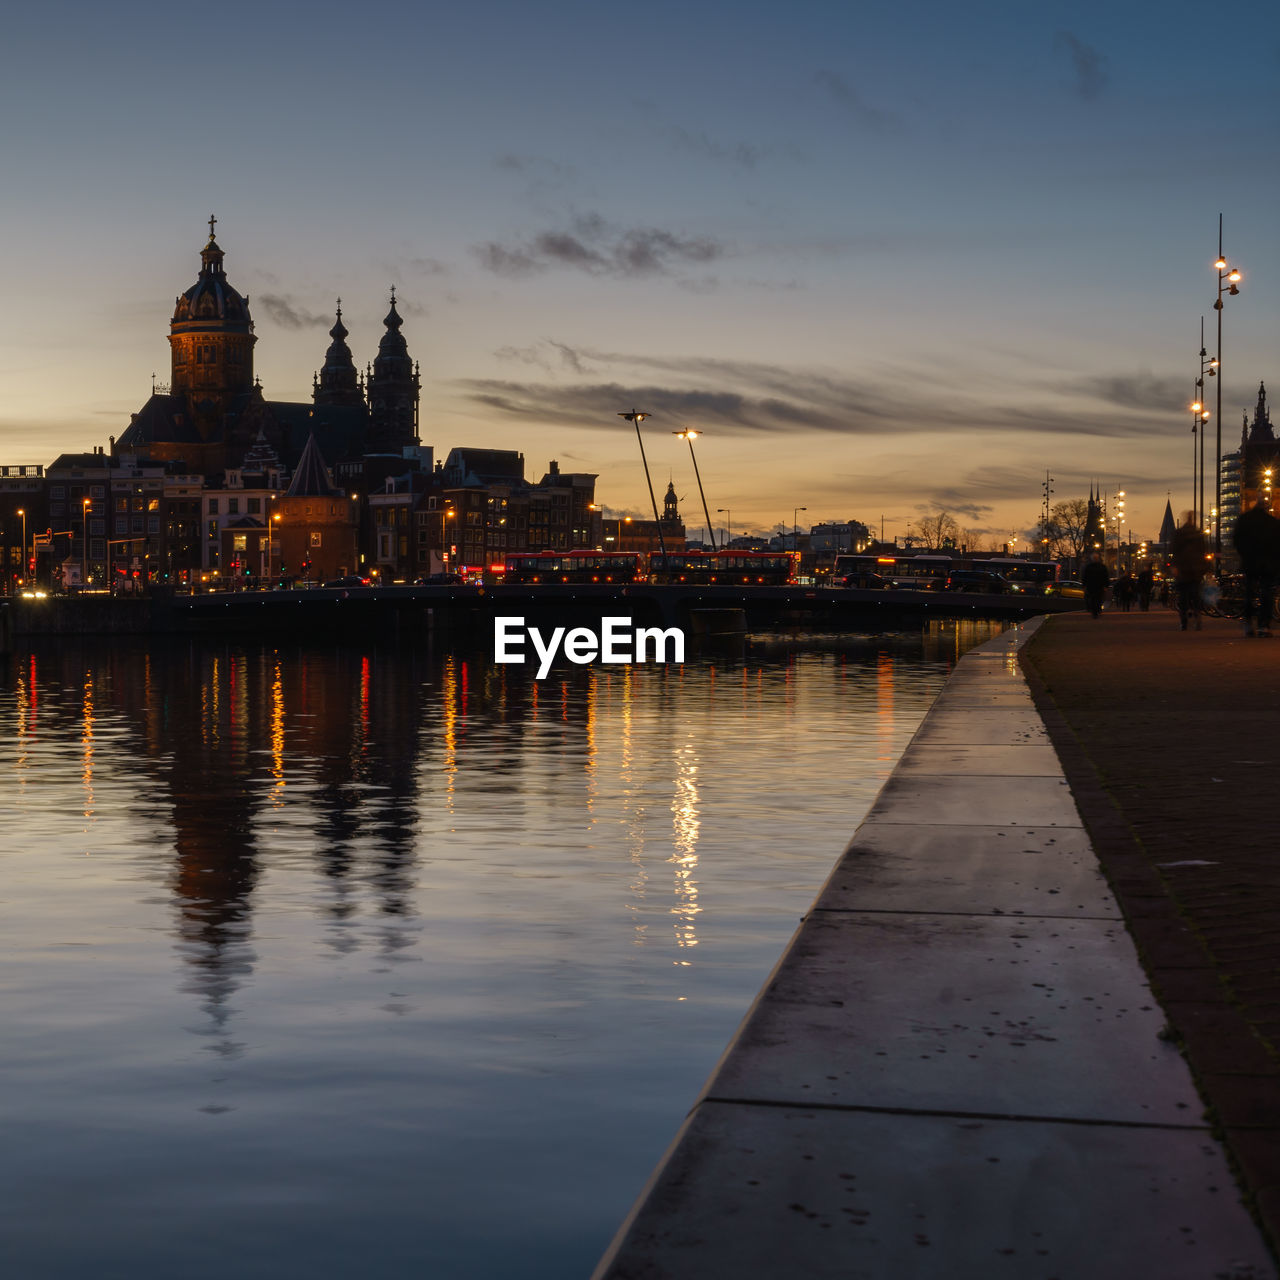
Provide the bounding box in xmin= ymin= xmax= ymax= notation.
xmin=717 ymin=508 xmax=732 ymax=547
xmin=618 ymin=410 xmax=667 ymax=559
xmin=1212 ymin=216 xmax=1242 ymax=565
xmin=1194 ymin=318 xmax=1218 ymax=533
xmin=1190 ymin=397 xmax=1210 ymax=531
xmin=82 ymin=498 xmax=91 ymax=587
xmin=1040 ymin=472 xmax=1053 ymax=556
xmin=16 ymin=508 xmax=25 ymax=588
xmin=673 ymin=430 xmax=716 ymax=549
xmin=793 ymin=506 xmax=806 ymax=552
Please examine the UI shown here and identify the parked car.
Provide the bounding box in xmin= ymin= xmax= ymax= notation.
xmin=1045 ymin=579 xmax=1085 ymax=599
xmin=835 ymin=570 xmax=888 ymax=589
xmin=413 ymin=572 xmax=465 ymax=585
xmin=322 ymin=575 xmax=370 ymax=588
xmin=941 ymin=569 xmax=1017 ymax=594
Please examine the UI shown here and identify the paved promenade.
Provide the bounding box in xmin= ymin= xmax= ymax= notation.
xmin=593 ymin=613 xmax=1276 ymax=1279
xmin=1023 ymin=607 xmax=1280 ymax=1257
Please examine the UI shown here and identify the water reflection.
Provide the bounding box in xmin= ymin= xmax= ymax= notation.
xmin=0 ymin=623 xmax=1003 ymax=1280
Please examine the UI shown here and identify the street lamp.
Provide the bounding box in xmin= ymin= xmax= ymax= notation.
xmin=82 ymin=498 xmax=91 ymax=587
xmin=717 ymin=508 xmax=732 ymax=547
xmin=793 ymin=506 xmax=806 ymax=552
xmin=1190 ymin=399 xmax=1210 ymax=530
xmin=16 ymin=507 xmax=25 ymax=587
xmin=266 ymin=511 xmax=280 ymax=580
xmin=1211 ymin=215 xmax=1243 ymax=564
xmin=1112 ymin=489 xmax=1126 ymax=571
xmin=672 ymin=429 xmax=716 ymax=549
xmin=442 ymin=504 xmax=456 ymax=571
xmin=618 ymin=410 xmax=667 ymax=559
xmin=1040 ymin=472 xmax=1054 ymax=555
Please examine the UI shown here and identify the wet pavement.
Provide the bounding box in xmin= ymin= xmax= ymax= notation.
xmin=593 ymin=616 xmax=1276 ymax=1278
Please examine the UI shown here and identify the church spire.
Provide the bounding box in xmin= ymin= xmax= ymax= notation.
xmin=313 ymin=299 xmax=363 ymax=407
xmin=366 ymin=288 xmax=421 ymax=451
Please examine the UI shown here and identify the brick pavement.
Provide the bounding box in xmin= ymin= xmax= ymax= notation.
xmin=1023 ymin=606 xmax=1280 ymax=1256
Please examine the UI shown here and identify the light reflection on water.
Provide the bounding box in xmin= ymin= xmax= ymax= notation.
xmin=0 ymin=624 xmax=1001 ymax=1279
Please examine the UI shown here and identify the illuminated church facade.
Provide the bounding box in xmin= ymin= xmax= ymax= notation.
xmin=116 ymin=218 xmax=421 ymax=481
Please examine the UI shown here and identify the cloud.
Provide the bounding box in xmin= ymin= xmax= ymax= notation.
xmin=258 ymin=294 xmax=331 ymax=330
xmin=474 ymin=213 xmax=728 ymax=281
xmin=1074 ymin=372 xmax=1187 ymax=411
xmin=1053 ymin=31 xmax=1108 ymax=100
xmin=458 ymin=345 xmax=1179 ymax=445
xmin=813 ymin=70 xmax=901 ymax=132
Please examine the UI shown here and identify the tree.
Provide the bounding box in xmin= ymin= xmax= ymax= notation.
xmin=1046 ymin=498 xmax=1090 ymax=562
xmin=916 ymin=510 xmax=960 ymax=550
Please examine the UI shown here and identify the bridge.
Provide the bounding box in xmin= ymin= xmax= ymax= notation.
xmin=9 ymin=582 xmax=1082 ymax=640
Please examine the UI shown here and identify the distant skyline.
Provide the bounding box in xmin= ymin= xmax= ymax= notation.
xmin=2 ymin=0 xmax=1277 ymax=544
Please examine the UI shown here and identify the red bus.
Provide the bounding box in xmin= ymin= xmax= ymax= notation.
xmin=648 ymin=550 xmax=796 ymax=585
xmin=500 ymin=550 xmax=647 ymax=584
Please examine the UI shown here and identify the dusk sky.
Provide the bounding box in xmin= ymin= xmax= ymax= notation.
xmin=2 ymin=0 xmax=1277 ymax=545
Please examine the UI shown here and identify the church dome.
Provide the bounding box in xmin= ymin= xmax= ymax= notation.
xmin=171 ymin=219 xmax=253 ymax=332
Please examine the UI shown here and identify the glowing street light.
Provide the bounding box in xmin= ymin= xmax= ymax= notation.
xmin=1190 ymin=398 xmax=1210 ymax=529
xmin=82 ymin=498 xmax=92 ymax=586
xmin=1211 ymin=215 xmax=1243 ymax=564
xmin=16 ymin=507 xmax=25 ymax=587
xmin=673 ymin=429 xmax=716 ymax=549
xmin=618 ymin=410 xmax=667 ymax=559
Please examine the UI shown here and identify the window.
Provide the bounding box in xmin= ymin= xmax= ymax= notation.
xmin=247 ymin=498 xmax=260 ymax=514
xmin=207 ymin=522 xmax=219 ymax=539
xmin=148 ymin=499 xmax=159 ymax=512
xmin=228 ymin=499 xmax=239 ymax=515
xmin=310 ymin=532 xmax=322 ymax=548
xmin=233 ymin=535 xmax=247 ymax=552
xmin=208 ymin=499 xmax=219 ymax=515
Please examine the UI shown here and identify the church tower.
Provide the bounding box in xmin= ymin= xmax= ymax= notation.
xmin=313 ymin=301 xmax=364 ymax=407
xmin=662 ymin=480 xmax=680 ymax=524
xmin=366 ymin=288 xmax=420 ymax=453
xmin=168 ymin=217 xmax=255 ymax=433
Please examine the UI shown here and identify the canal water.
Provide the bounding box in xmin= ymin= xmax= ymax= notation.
xmin=0 ymin=624 xmax=1001 ymax=1279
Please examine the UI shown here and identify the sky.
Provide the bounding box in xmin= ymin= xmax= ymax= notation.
xmin=1 ymin=0 xmax=1277 ymax=546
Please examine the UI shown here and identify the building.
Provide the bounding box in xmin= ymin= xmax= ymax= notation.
xmin=0 ymin=465 xmax=45 ymax=591
xmin=273 ymin=436 xmax=359 ymax=581
xmin=116 ymin=221 xmax=420 ymax=481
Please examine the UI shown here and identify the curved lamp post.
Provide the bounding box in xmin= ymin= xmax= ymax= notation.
xmin=619 ymin=410 xmax=667 ymax=559
xmin=717 ymin=508 xmax=732 ymax=547
xmin=673 ymin=429 xmax=716 ymax=549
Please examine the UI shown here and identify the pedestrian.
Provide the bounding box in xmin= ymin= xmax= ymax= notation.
xmin=1115 ymin=572 xmax=1137 ymax=612
xmin=1137 ymin=566 xmax=1154 ymax=611
xmin=1170 ymin=511 xmax=1208 ymax=631
xmin=1231 ymin=497 xmax=1280 ymax=637
xmin=1082 ymin=552 xmax=1110 ymax=619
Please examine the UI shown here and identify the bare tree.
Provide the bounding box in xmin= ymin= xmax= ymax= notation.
xmin=916 ymin=510 xmax=960 ymax=550
xmin=1047 ymin=498 xmax=1090 ymax=562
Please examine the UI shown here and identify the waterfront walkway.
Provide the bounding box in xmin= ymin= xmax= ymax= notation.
xmin=593 ymin=611 xmax=1277 ymax=1279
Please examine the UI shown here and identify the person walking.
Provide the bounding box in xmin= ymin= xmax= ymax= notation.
xmin=1170 ymin=511 xmax=1208 ymax=631
xmin=1082 ymin=552 xmax=1110 ymax=619
xmin=1136 ymin=566 xmax=1154 ymax=611
xmin=1232 ymin=497 xmax=1280 ymax=637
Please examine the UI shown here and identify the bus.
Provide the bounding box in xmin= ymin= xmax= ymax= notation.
xmin=970 ymin=557 xmax=1061 ymax=588
xmin=831 ymin=553 xmax=954 ymax=589
xmin=648 ymin=550 xmax=796 ymax=585
xmin=500 ymin=550 xmax=647 ymax=584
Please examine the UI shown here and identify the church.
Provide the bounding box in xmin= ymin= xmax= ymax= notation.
xmin=116 ymin=218 xmax=421 ymax=479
